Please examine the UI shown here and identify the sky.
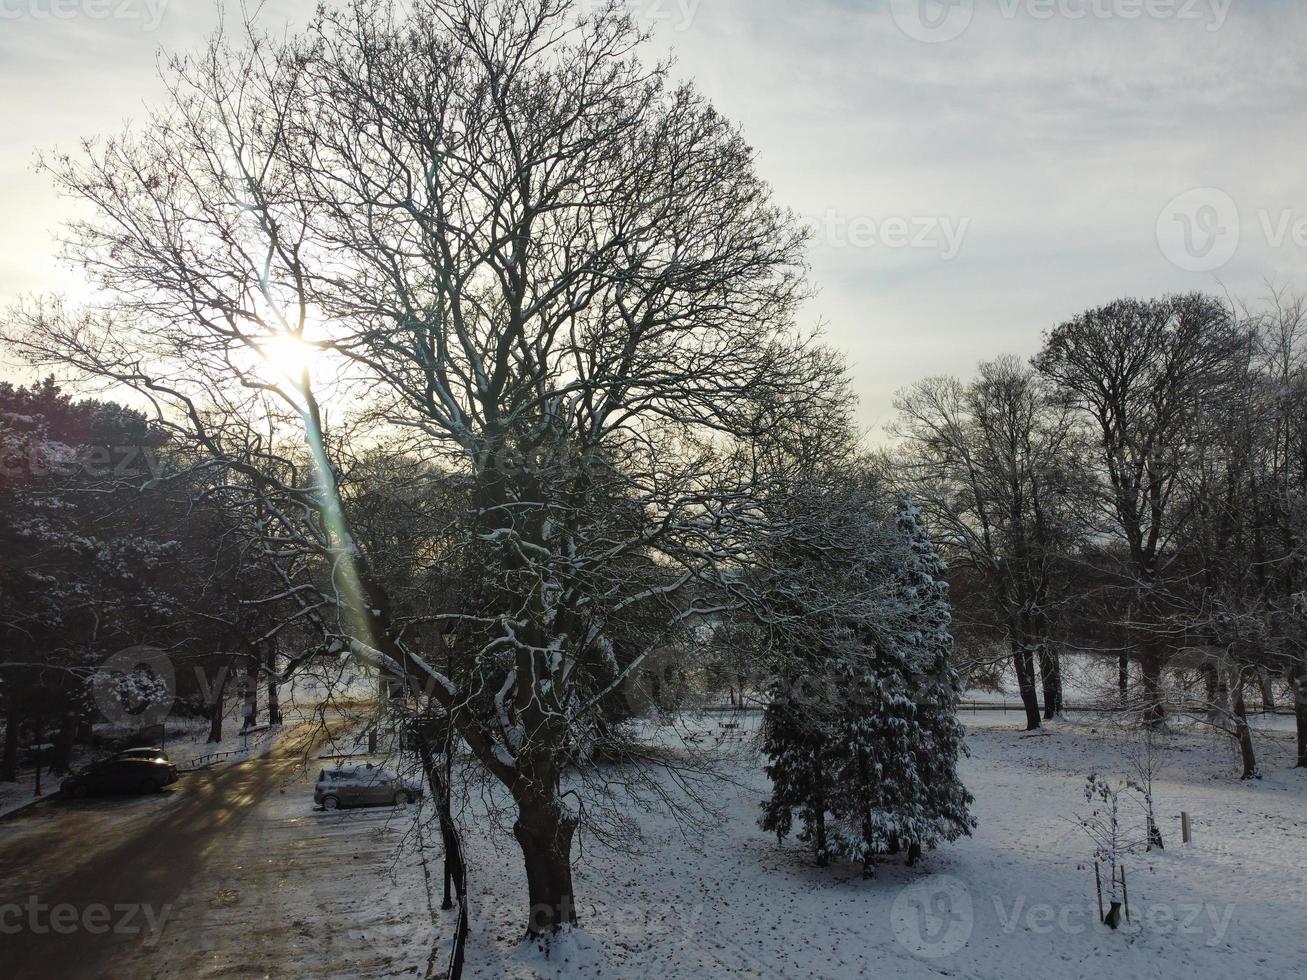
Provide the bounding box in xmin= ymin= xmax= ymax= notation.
xmin=1 ymin=0 xmax=1305 ymax=434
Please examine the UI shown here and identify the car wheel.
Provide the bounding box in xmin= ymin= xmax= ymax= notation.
xmin=322 ymin=795 xmax=340 ymax=811
xmin=139 ymin=779 xmax=159 ymax=794
xmin=394 ymin=791 xmax=411 ymax=806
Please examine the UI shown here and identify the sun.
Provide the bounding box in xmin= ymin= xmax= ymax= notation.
xmin=257 ymin=332 xmax=322 ymax=383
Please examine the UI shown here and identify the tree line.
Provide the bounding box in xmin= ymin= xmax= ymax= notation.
xmin=890 ymin=289 xmax=1307 ymax=778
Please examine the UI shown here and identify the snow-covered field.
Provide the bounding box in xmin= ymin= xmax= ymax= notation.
xmin=123 ymin=709 xmax=1306 ymax=979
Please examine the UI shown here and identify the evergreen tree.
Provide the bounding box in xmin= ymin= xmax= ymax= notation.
xmin=825 ymin=495 xmax=974 ymax=873
xmin=758 ymin=484 xmax=975 ymax=872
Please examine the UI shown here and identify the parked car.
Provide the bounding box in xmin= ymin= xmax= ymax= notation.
xmin=61 ymin=757 xmax=179 ymax=798
xmin=314 ymin=765 xmax=424 ymax=810
xmin=109 ymin=746 xmax=172 ymax=764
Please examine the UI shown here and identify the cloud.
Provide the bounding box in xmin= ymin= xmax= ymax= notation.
xmin=2 ymin=0 xmax=1305 ymax=432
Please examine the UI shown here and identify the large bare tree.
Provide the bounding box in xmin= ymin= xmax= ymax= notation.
xmin=1033 ymin=294 xmax=1246 ymax=726
xmin=7 ymin=0 xmax=844 ymax=937
xmin=891 ymin=356 xmax=1085 ymax=730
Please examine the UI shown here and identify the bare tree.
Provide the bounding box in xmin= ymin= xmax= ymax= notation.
xmin=1034 ymin=294 xmax=1246 ymax=726
xmin=6 ymin=0 xmax=845 ymax=938
xmin=891 ymin=356 xmax=1085 ymax=729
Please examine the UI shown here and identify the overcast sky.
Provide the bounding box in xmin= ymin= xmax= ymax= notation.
xmin=2 ymin=0 xmax=1305 ymax=433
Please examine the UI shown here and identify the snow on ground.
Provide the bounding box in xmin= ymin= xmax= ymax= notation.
xmin=120 ymin=708 xmax=1306 ymax=979
xmin=442 ymin=712 xmax=1306 ymax=980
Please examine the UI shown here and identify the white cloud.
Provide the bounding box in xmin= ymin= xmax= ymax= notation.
xmin=2 ymin=0 xmax=1305 ymax=430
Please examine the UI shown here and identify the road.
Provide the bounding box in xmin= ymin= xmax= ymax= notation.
xmin=0 ymin=721 xmax=337 ymax=979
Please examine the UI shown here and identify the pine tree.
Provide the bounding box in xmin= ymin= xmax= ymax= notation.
xmin=758 ymin=486 xmax=975 ymax=871
xmin=825 ymin=495 xmax=975 ymax=873
xmin=760 ymin=679 xmax=833 ymax=865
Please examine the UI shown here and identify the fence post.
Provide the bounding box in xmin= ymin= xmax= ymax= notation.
xmin=1181 ymin=811 xmax=1191 ymax=844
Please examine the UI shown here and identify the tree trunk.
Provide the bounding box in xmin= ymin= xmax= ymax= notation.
xmin=514 ymin=797 xmax=579 ymax=937
xmin=32 ymin=710 xmax=43 ymax=798
xmin=1296 ymin=657 xmax=1307 ymax=768
xmin=1139 ymin=639 xmax=1166 ymax=727
xmin=207 ymin=667 xmax=230 ymax=743
xmin=1229 ymin=668 xmax=1259 ymax=780
xmin=51 ymin=712 xmax=78 ymax=774
xmin=241 ymin=657 xmax=259 ymax=731
xmin=1257 ymin=668 xmax=1275 ymax=713
xmin=1011 ymin=641 xmax=1041 ymax=731
xmin=858 ymin=750 xmax=875 ymax=878
xmin=1 ymin=706 xmax=18 ymax=782
xmin=1039 ymin=648 xmax=1063 ymax=719
xmin=265 ymin=647 xmax=282 ymax=726
xmin=1210 ymin=664 xmax=1230 ymax=728
xmin=1118 ymin=653 xmax=1128 ymax=703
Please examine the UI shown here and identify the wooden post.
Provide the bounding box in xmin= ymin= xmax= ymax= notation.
xmin=1120 ymin=866 xmax=1130 ymax=924
xmin=1181 ymin=811 xmax=1191 ymax=844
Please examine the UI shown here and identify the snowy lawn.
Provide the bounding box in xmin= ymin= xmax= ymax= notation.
xmin=120 ymin=710 xmax=1306 ymax=979
xmin=441 ymin=712 xmax=1305 ymax=979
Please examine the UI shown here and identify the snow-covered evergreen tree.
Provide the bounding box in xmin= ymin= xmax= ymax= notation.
xmin=824 ymin=495 xmax=974 ymax=872
xmin=758 ymin=483 xmax=975 ymax=872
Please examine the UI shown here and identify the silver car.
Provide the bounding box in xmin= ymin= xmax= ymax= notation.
xmin=314 ymin=764 xmax=424 ymax=810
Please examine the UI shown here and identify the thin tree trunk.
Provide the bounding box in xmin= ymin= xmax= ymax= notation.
xmin=1139 ymin=639 xmax=1166 ymax=727
xmin=1296 ymin=662 xmax=1307 ymax=769
xmin=265 ymin=647 xmax=282 ymax=726
xmin=858 ymin=750 xmax=875 ymax=878
xmin=1257 ymin=668 xmax=1275 ymax=712
xmin=1118 ymin=653 xmax=1129 ymax=703
xmin=1011 ymin=640 xmax=1041 ymax=731
xmin=241 ymin=656 xmax=259 ymax=731
xmin=207 ymin=667 xmax=230 ymax=743
xmin=51 ymin=711 xmax=78 ymax=774
xmin=1229 ymin=667 xmax=1259 ymax=780
xmin=1202 ymin=661 xmax=1219 ymax=723
xmin=1 ymin=705 xmax=18 ymax=782
xmin=1039 ymin=648 xmax=1062 ymax=719
xmin=413 ymin=720 xmax=466 ymax=907
xmin=32 ymin=710 xmax=43 ymax=798
xmin=813 ymin=755 xmax=829 ymax=866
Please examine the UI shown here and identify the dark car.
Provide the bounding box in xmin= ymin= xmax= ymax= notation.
xmin=61 ymin=757 xmax=179 ymax=798
xmin=109 ymin=746 xmax=172 ymax=764
xmin=314 ymin=765 xmax=423 ymax=810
